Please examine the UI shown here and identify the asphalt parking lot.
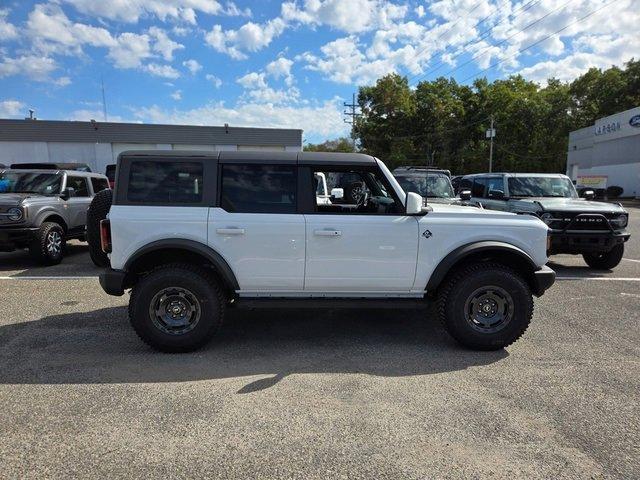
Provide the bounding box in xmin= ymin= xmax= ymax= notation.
xmin=1 ymin=206 xmax=639 ymax=479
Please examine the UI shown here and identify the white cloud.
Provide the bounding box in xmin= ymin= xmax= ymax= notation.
xmin=134 ymin=99 xmax=348 ymax=138
xmin=205 ymin=18 xmax=287 ymax=59
xmin=171 ymin=89 xmax=183 ymax=100
xmin=266 ymin=57 xmax=295 ymax=86
xmin=224 ymin=2 xmax=252 ymax=17
xmin=206 ymin=74 xmax=223 ymax=88
xmin=183 ymin=59 xmax=202 ymax=74
xmin=0 ymin=55 xmax=58 ymax=81
xmin=415 ymin=5 xmax=425 ymax=18
xmin=149 ymin=27 xmax=184 ymax=61
xmin=60 ymin=0 xmax=227 ymax=24
xmin=0 ymin=100 xmax=24 ymax=118
xmin=143 ymin=63 xmax=181 ymax=79
xmin=107 ymin=33 xmax=152 ymax=68
xmin=0 ymin=8 xmax=17 ymax=40
xmin=53 ymin=76 xmax=72 ymax=87
xmin=69 ymin=109 xmax=125 ymax=122
xmin=282 ymin=0 xmax=408 ymax=33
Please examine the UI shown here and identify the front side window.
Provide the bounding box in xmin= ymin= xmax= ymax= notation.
xmin=471 ymin=178 xmax=487 ymax=197
xmin=128 ymin=161 xmax=203 ymax=203
xmin=221 ymin=164 xmax=296 ymax=213
xmin=508 ymin=177 xmax=577 ymax=198
xmin=67 ymin=177 xmax=89 ymax=197
xmin=312 ymin=168 xmax=400 ymax=214
xmin=0 ymin=172 xmax=62 ymax=195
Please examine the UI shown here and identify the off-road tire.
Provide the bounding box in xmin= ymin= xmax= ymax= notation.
xmin=582 ymin=243 xmax=624 ymax=270
xmin=437 ymin=262 xmax=533 ymax=350
xmin=29 ymin=222 xmax=66 ymax=265
xmin=129 ymin=264 xmax=224 ymax=353
xmin=86 ymin=189 xmax=113 ymax=267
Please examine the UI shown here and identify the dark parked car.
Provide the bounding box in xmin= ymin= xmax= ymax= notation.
xmin=460 ymin=173 xmax=630 ymax=269
xmin=393 ymin=167 xmax=471 ymax=204
xmin=11 ymin=162 xmax=92 ymax=172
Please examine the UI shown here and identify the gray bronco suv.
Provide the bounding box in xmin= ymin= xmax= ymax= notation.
xmin=0 ymin=168 xmax=109 ymax=264
xmin=460 ymin=173 xmax=630 ymax=269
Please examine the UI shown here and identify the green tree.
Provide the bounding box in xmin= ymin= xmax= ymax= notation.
xmin=304 ymin=137 xmax=354 ymax=152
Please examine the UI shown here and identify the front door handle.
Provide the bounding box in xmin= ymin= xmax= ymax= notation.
xmin=216 ymin=228 xmax=245 ymax=235
xmin=314 ymin=229 xmax=342 ymax=237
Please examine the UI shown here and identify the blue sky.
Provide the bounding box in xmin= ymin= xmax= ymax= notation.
xmin=0 ymin=0 xmax=638 ymax=143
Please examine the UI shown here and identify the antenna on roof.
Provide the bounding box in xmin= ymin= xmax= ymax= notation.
xmin=25 ymin=109 xmax=36 ymax=120
xmin=101 ymin=76 xmax=108 ymax=122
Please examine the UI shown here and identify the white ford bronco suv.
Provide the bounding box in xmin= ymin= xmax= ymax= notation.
xmin=99 ymin=151 xmax=555 ymax=352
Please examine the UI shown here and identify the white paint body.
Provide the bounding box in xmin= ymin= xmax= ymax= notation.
xmin=108 ymin=167 xmax=549 ymax=298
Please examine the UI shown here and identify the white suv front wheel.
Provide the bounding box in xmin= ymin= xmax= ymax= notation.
xmin=437 ymin=262 xmax=533 ymax=350
xmin=129 ymin=264 xmax=224 ymax=352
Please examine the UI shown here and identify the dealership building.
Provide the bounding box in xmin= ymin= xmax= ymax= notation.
xmin=0 ymin=119 xmax=302 ymax=173
xmin=567 ymin=106 xmax=640 ymax=198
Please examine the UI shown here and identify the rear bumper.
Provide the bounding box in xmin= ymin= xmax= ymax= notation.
xmin=0 ymin=226 xmax=39 ymax=251
xmin=532 ymin=265 xmax=556 ymax=297
xmin=548 ymin=230 xmax=630 ymax=254
xmin=99 ymin=268 xmax=127 ymax=296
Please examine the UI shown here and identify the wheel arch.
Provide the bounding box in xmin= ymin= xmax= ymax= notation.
xmin=124 ymin=239 xmax=239 ymax=295
xmin=39 ymin=213 xmax=68 ymax=232
xmin=426 ymin=241 xmax=539 ymax=294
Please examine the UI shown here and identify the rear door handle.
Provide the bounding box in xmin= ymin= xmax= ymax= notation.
xmin=314 ymin=229 xmax=342 ymax=237
xmin=216 ymin=228 xmax=245 ymax=235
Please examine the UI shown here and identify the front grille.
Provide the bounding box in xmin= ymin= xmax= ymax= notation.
xmin=569 ymin=214 xmax=610 ymax=231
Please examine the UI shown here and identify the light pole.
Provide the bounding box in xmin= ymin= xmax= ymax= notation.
xmin=486 ymin=116 xmax=495 ymax=172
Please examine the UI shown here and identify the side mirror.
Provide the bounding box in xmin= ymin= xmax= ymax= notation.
xmin=61 ymin=187 xmax=76 ymax=200
xmin=581 ymin=189 xmax=595 ymax=200
xmin=330 ymin=188 xmax=344 ymax=199
xmin=459 ymin=190 xmax=472 ymax=201
xmin=405 ymin=192 xmax=423 ymax=215
xmin=488 ymin=189 xmax=505 ymax=199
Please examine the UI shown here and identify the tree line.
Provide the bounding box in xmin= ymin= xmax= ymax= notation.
xmin=305 ymin=59 xmax=640 ymax=174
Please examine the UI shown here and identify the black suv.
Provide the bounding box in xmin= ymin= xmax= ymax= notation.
xmin=460 ymin=173 xmax=630 ymax=269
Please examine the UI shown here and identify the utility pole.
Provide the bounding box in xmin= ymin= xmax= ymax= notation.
xmin=101 ymin=76 xmax=108 ymax=122
xmin=343 ymin=93 xmax=360 ymax=151
xmin=486 ymin=116 xmax=495 ymax=172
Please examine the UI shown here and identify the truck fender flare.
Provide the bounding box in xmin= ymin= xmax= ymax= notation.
xmin=425 ymin=241 xmax=538 ymax=291
xmin=124 ymin=239 xmax=239 ymax=291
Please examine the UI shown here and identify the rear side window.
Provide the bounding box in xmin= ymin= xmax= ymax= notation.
xmin=91 ymin=177 xmax=109 ymax=193
xmin=67 ymin=176 xmax=89 ymax=197
xmin=221 ymin=164 xmax=296 ymax=213
xmin=128 ymin=161 xmax=203 ymax=203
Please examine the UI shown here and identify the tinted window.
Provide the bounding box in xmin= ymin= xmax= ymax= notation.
xmin=128 ymin=161 xmax=203 ymax=204
xmin=471 ymin=178 xmax=487 ymax=197
xmin=221 ymin=164 xmax=296 ymax=213
xmin=508 ymin=177 xmax=577 ymax=198
xmin=91 ymin=177 xmax=109 ymax=193
xmin=486 ymin=178 xmax=505 ymax=196
xmin=0 ymin=172 xmax=62 ymax=195
xmin=67 ymin=176 xmax=89 ymax=197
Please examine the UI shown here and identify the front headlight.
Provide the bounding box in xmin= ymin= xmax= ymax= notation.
xmin=610 ymin=214 xmax=628 ymax=229
xmin=7 ymin=207 xmax=23 ymax=221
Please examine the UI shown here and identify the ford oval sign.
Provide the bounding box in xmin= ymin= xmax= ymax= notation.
xmin=630 ymin=115 xmax=640 ymax=128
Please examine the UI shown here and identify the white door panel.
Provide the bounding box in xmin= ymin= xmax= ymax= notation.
xmin=208 ymin=207 xmax=305 ymax=291
xmin=304 ymin=215 xmax=419 ymax=291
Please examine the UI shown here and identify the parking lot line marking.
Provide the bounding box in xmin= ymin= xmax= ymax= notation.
xmin=622 ymin=258 xmax=640 ymax=263
xmin=0 ymin=276 xmax=98 ymax=280
xmin=556 ymin=276 xmax=640 ymax=282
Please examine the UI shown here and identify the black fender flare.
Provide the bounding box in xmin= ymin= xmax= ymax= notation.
xmin=426 ymin=241 xmax=538 ymax=291
xmin=124 ymin=239 xmax=239 ymax=291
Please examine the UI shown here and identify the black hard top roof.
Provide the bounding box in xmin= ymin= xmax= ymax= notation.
xmin=462 ymin=172 xmax=570 ymax=179
xmin=118 ymin=150 xmax=378 ymax=166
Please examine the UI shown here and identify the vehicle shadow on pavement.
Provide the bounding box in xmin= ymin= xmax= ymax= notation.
xmin=547 ymin=261 xmax=613 ymax=278
xmin=0 ymin=242 xmax=99 ymax=276
xmin=0 ymin=306 xmax=508 ymax=392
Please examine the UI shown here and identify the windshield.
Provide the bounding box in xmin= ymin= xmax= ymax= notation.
xmin=0 ymin=172 xmax=63 ymax=195
xmin=508 ymin=177 xmax=577 ymax=198
xmin=396 ymin=174 xmax=454 ymax=198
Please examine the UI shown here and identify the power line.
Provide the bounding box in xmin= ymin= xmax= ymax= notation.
xmin=460 ymin=0 xmax=618 ymax=83
xmin=437 ymin=0 xmax=578 ymax=83
xmin=409 ymin=0 xmax=543 ymax=85
xmin=406 ymin=0 xmax=487 ymax=83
